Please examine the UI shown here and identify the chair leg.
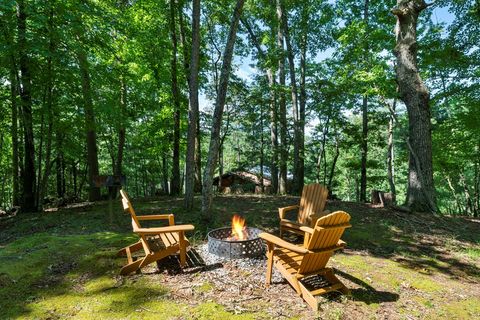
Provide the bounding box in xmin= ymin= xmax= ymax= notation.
xmin=179 ymin=231 xmax=186 ymax=267
xmin=265 ymin=243 xmax=274 ymax=286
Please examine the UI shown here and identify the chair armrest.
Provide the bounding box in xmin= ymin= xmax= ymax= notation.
xmin=259 ymin=232 xmax=309 ymax=254
xmin=278 ymin=205 xmax=299 ymax=219
xmin=136 ymin=214 xmax=173 ymax=221
xmin=299 ymin=226 xmax=314 ymax=234
xmin=311 ymin=240 xmax=347 ymax=254
xmin=134 ymin=224 xmax=195 ymax=235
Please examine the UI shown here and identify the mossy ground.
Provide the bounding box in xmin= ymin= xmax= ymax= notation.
xmin=1 ymin=195 xmax=479 ymax=319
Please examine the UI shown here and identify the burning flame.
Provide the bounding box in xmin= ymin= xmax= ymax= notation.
xmin=229 ymin=214 xmax=248 ymax=240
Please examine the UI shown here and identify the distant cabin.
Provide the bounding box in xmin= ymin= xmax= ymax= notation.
xmin=212 ymin=171 xmax=272 ymax=194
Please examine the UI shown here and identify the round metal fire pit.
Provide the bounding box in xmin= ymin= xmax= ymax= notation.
xmin=207 ymin=227 xmax=264 ymax=259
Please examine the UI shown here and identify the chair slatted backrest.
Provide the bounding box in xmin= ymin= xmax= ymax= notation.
xmin=120 ymin=189 xmax=142 ymax=230
xmin=298 ymin=211 xmax=351 ymax=275
xmin=298 ymin=184 xmax=329 ymax=225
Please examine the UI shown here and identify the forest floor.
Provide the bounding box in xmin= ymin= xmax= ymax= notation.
xmin=0 ymin=195 xmax=479 ymax=319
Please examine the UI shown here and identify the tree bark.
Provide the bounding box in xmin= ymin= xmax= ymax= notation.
xmin=201 ymin=0 xmax=246 ymax=214
xmin=17 ymin=0 xmax=37 ymax=212
xmin=360 ymin=0 xmax=369 ymax=203
xmin=276 ymin=0 xmax=287 ymax=194
xmin=184 ymin=0 xmax=201 ymax=209
xmin=115 ymin=75 xmax=127 ymax=178
xmin=387 ymin=98 xmax=397 ymax=204
xmin=10 ymin=63 xmax=20 ymax=206
xmin=77 ymin=49 xmax=101 ymax=201
xmin=170 ymin=0 xmax=181 ymax=195
xmin=298 ymin=4 xmax=308 ymax=196
xmin=280 ymin=0 xmax=301 ymax=195
xmin=392 ymin=0 xmax=437 ymax=213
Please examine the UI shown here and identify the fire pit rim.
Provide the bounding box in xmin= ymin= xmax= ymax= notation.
xmin=207 ymin=226 xmax=263 ymax=243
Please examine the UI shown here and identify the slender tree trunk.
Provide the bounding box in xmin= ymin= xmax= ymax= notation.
xmin=298 ymin=4 xmax=308 ymax=195
xmin=445 ymin=175 xmax=462 ymax=213
xmin=17 ymin=0 xmax=37 ymax=212
xmin=169 ymin=0 xmax=181 ymax=195
xmin=387 ymin=98 xmax=397 ymax=203
xmin=38 ymin=5 xmax=55 ymax=210
xmin=77 ymin=49 xmax=101 ymax=201
xmin=260 ymin=105 xmax=265 ymax=193
xmin=55 ymin=132 xmax=65 ymax=198
xmin=241 ymin=18 xmax=278 ymax=193
xmin=184 ymin=0 xmax=201 ymax=209
xmin=115 ymin=75 xmax=127 ymax=177
xmin=162 ymin=155 xmax=169 ymax=194
xmin=460 ymin=174 xmax=473 ymax=215
xmin=392 ymin=0 xmax=437 ymax=213
xmin=280 ymin=1 xmax=301 ymax=195
xmin=201 ymin=0 xmax=246 ymax=214
xmin=327 ymin=136 xmax=340 ymax=191
xmin=276 ymin=0 xmax=287 ymax=194
xmin=360 ymin=95 xmax=368 ymax=202
xmin=10 ymin=64 xmax=20 ymax=206
xmin=360 ymin=0 xmax=369 ymax=203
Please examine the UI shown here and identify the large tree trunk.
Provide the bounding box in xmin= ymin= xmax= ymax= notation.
xmin=17 ymin=0 xmax=37 ymax=212
xmin=77 ymin=49 xmax=101 ymax=201
xmin=276 ymin=0 xmax=287 ymax=195
xmin=201 ymin=0 xmax=246 ymax=214
xmin=184 ymin=0 xmax=201 ymax=209
xmin=281 ymin=0 xmax=301 ymax=195
xmin=169 ymin=0 xmax=181 ymax=195
xmin=392 ymin=0 xmax=437 ymax=213
xmin=360 ymin=0 xmax=369 ymax=203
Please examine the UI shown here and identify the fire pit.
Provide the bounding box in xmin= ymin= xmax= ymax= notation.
xmin=208 ymin=215 xmax=264 ymax=259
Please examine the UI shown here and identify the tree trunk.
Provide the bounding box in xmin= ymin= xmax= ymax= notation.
xmin=184 ymin=0 xmax=201 ymax=209
xmin=201 ymin=0 xmax=246 ymax=214
xmin=387 ymin=98 xmax=397 ymax=204
xmin=276 ymin=0 xmax=287 ymax=195
xmin=392 ymin=0 xmax=437 ymax=213
xmin=10 ymin=63 xmax=20 ymax=206
xmin=241 ymin=18 xmax=278 ymax=193
xmin=169 ymin=0 xmax=181 ymax=196
xmin=55 ymin=132 xmax=65 ymax=198
xmin=281 ymin=0 xmax=301 ymax=195
xmin=327 ymin=135 xmax=340 ymax=191
xmin=298 ymin=4 xmax=308 ymax=196
xmin=360 ymin=0 xmax=369 ymax=203
xmin=360 ymin=95 xmax=368 ymax=202
xmin=115 ymin=75 xmax=127 ymax=177
xmin=38 ymin=5 xmax=55 ymax=210
xmin=17 ymin=0 xmax=37 ymax=212
xmin=162 ymin=155 xmax=169 ymax=194
xmin=77 ymin=49 xmax=101 ymax=201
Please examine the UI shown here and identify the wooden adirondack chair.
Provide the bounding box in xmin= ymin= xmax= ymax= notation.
xmin=279 ymin=183 xmax=329 ymax=238
xmin=117 ymin=189 xmax=195 ymax=275
xmin=261 ymin=211 xmax=351 ymax=311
